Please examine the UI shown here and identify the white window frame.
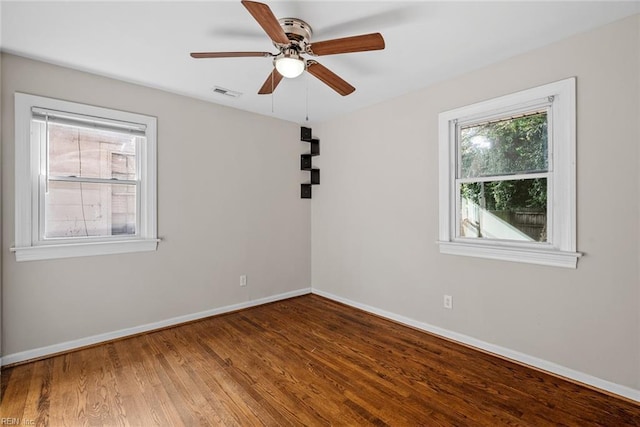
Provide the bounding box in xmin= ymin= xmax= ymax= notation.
xmin=438 ymin=78 xmax=581 ymax=268
xmin=12 ymin=93 xmax=158 ymax=261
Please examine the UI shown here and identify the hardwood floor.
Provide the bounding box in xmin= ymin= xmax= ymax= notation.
xmin=2 ymin=294 xmax=639 ymax=426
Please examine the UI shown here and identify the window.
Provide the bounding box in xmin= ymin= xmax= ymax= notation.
xmin=13 ymin=93 xmax=158 ymax=261
xmin=438 ymin=78 xmax=581 ymax=268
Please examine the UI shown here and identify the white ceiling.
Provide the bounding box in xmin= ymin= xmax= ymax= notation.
xmin=2 ymin=1 xmax=638 ymax=124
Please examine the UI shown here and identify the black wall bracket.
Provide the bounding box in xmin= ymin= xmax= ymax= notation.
xmin=300 ymin=126 xmax=319 ymax=199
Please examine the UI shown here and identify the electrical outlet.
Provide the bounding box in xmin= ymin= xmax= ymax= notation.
xmin=240 ymin=275 xmax=247 ymax=287
xmin=444 ymin=295 xmax=453 ymax=309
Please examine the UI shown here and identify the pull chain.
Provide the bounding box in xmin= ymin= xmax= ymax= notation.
xmin=271 ymin=70 xmax=275 ymax=113
xmin=44 ymin=114 xmax=50 ymax=194
xmin=305 ymin=79 xmax=309 ymax=122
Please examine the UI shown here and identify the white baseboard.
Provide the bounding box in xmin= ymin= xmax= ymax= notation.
xmin=0 ymin=287 xmax=311 ymax=367
xmin=312 ymin=289 xmax=640 ymax=403
xmin=4 ymin=286 xmax=638 ymax=403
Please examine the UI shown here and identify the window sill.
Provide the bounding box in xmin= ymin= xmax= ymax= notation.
xmin=438 ymin=241 xmax=581 ymax=268
xmin=11 ymin=239 xmax=159 ymax=262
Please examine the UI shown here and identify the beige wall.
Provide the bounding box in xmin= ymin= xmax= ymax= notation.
xmin=312 ymin=15 xmax=640 ymax=389
xmin=1 ymin=54 xmax=311 ymax=356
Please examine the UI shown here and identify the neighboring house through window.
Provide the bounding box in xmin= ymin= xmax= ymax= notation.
xmin=13 ymin=93 xmax=158 ymax=261
xmin=438 ymin=78 xmax=581 ymax=268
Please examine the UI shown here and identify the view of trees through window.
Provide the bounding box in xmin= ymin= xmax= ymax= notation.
xmin=458 ymin=112 xmax=548 ymax=242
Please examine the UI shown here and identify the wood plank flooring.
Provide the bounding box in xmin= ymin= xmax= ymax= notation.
xmin=2 ymin=294 xmax=639 ymax=426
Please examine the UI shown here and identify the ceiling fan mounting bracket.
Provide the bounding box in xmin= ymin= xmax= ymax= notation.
xmin=276 ymin=18 xmax=313 ymax=51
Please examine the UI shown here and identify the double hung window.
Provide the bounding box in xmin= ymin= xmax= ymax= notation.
xmin=13 ymin=93 xmax=158 ymax=261
xmin=438 ymin=78 xmax=580 ymax=268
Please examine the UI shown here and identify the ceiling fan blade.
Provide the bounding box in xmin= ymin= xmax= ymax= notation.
xmin=306 ymin=61 xmax=355 ymax=96
xmin=258 ymin=69 xmax=284 ymax=94
xmin=190 ymin=51 xmax=272 ymax=59
xmin=241 ymin=0 xmax=290 ymax=45
xmin=308 ymin=33 xmax=385 ymax=56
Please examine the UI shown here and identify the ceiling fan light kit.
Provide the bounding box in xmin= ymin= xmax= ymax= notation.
xmin=190 ymin=0 xmax=385 ymax=96
xmin=274 ymin=50 xmax=305 ymax=78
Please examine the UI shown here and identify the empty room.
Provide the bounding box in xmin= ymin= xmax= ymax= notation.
xmin=1 ymin=1 xmax=639 ymax=425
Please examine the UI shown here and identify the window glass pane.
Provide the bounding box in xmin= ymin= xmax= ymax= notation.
xmin=48 ymin=122 xmax=137 ymax=180
xmin=459 ymin=178 xmax=547 ymax=242
xmin=45 ymin=181 xmax=136 ymax=238
xmin=460 ymin=112 xmax=548 ymax=178
xmin=111 ymin=153 xmax=136 ymax=180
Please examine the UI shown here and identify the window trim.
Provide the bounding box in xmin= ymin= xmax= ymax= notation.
xmin=12 ymin=93 xmax=158 ymax=261
xmin=438 ymin=78 xmax=581 ymax=268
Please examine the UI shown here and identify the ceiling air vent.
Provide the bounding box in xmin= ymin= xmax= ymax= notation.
xmin=212 ymin=86 xmax=242 ymax=98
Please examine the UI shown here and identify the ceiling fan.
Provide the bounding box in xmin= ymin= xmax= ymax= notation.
xmin=190 ymin=0 xmax=385 ymax=96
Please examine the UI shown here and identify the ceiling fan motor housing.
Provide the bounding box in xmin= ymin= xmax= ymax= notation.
xmin=277 ymin=18 xmax=313 ymax=52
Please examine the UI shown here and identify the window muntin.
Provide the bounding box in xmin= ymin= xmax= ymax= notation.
xmin=13 ymin=93 xmax=158 ymax=261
